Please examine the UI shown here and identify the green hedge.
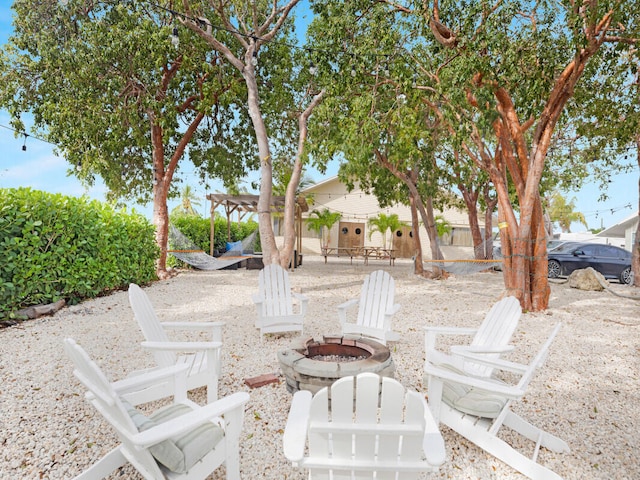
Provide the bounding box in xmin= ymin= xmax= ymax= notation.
xmin=0 ymin=188 xmax=158 ymax=318
xmin=170 ymin=214 xmax=260 ymax=255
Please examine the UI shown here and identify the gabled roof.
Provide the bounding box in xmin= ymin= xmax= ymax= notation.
xmin=596 ymin=212 xmax=638 ymax=238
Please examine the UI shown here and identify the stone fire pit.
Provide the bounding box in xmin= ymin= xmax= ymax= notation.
xmin=277 ymin=335 xmax=395 ymax=394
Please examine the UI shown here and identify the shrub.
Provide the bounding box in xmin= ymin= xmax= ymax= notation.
xmin=170 ymin=215 xmax=260 ymax=255
xmin=0 ymin=188 xmax=158 ymax=318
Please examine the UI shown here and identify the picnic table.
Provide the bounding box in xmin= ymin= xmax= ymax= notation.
xmin=321 ymin=246 xmax=395 ymax=266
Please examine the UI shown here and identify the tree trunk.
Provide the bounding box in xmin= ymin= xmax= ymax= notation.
xmin=633 ymin=135 xmax=640 ymax=287
xmin=279 ymin=90 xmax=325 ymax=269
xmin=459 ymin=186 xmax=484 ymax=259
xmin=243 ymin=68 xmax=279 ymax=266
xmin=373 ymin=150 xmax=443 ymax=275
xmin=409 ymin=194 xmax=424 ymax=276
xmin=483 ymin=185 xmax=498 ymax=259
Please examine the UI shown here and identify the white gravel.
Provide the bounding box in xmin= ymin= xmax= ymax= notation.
xmin=1 ymin=256 xmax=639 ymax=479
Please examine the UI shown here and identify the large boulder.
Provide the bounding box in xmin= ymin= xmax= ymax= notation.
xmin=568 ymin=267 xmax=607 ymax=291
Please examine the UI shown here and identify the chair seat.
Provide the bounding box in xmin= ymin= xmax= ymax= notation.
xmin=124 ymin=401 xmax=225 ymax=474
xmin=438 ymin=364 xmax=508 ymax=419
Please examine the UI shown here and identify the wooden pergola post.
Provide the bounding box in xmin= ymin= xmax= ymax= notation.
xmin=205 ymin=193 xmax=308 ymax=259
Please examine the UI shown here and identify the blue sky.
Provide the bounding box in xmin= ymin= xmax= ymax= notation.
xmin=0 ymin=0 xmax=637 ymax=231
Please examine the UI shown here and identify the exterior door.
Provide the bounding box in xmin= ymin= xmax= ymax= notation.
xmin=338 ymin=222 xmax=364 ymax=254
xmin=393 ymin=225 xmax=414 ymax=259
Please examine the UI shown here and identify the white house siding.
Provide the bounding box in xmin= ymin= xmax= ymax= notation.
xmin=298 ymin=177 xmax=481 ymax=258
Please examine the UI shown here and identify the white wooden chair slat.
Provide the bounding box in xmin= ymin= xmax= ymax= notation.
xmin=339 ymin=270 xmax=401 ymax=345
xmin=252 ymin=264 xmax=308 ymax=337
xmin=283 ymin=372 xmax=445 ymax=477
xmin=129 ymin=284 xmax=223 ymax=404
xmin=63 ymin=338 xmax=249 ymax=480
xmin=424 ymin=323 xmax=569 ymax=480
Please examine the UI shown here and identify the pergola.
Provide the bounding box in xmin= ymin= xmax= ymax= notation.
xmin=205 ymin=193 xmax=309 ymax=258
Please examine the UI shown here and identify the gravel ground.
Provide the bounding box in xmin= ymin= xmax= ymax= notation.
xmin=1 ymin=256 xmax=639 ymax=479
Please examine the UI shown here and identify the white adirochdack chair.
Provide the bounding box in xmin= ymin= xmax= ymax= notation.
xmin=63 ymin=338 xmax=249 ymax=480
xmin=129 ymin=283 xmax=224 ymax=403
xmin=283 ymin=372 xmax=446 ymax=478
xmin=337 ymin=269 xmax=401 ymax=345
xmin=424 ymin=295 xmax=522 ymax=378
xmin=251 ymin=264 xmax=309 ymax=337
xmin=424 ymin=323 xmax=569 ymax=480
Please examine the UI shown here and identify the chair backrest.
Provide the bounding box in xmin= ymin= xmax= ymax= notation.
xmin=129 ymin=283 xmax=176 ymax=368
xmin=356 ymin=270 xmax=395 ymax=330
xmin=307 ymin=373 xmax=431 ymax=477
xmin=63 ymin=338 xmax=164 ymax=476
xmin=257 ymin=264 xmax=294 ymax=317
xmin=466 ymin=296 xmax=521 ymax=377
xmin=64 ymin=338 xmax=178 ymax=478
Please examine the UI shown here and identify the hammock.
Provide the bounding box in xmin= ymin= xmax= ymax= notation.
xmin=168 ymin=225 xmax=259 ymax=271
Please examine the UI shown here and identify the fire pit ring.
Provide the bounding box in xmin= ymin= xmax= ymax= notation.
xmin=278 ymin=335 xmax=395 ymax=394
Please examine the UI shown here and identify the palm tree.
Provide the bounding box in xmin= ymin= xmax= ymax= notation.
xmin=435 ymin=215 xmax=452 ymax=238
xmin=367 ymin=213 xmax=405 ymax=250
xmin=171 ymin=185 xmax=201 ymax=217
xmin=546 ymin=191 xmax=588 ymax=233
xmin=306 ymin=209 xmax=342 ymax=250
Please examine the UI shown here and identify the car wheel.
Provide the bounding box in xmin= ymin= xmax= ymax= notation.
xmin=548 ymin=260 xmax=561 ymax=279
xmin=620 ymin=267 xmax=633 ymax=285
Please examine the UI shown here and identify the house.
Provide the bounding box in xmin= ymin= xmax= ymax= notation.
xmin=291 ymin=176 xmax=483 ymax=258
xmin=595 ymin=212 xmax=639 ymax=252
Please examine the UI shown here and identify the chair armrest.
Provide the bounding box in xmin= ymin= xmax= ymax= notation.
xmin=131 ymin=392 xmax=250 ymax=448
xmin=141 ymin=340 xmax=222 ymax=352
xmin=160 ymin=321 xmax=225 ymax=330
xmin=337 ymin=299 xmax=359 ymax=325
xmin=424 ymin=363 xmax=525 ymax=399
xmin=451 ymin=344 xmax=515 ymax=355
xmin=292 ymin=292 xmax=309 ymax=303
xmin=251 ymin=293 xmax=264 ymax=305
xmin=423 ymin=326 xmax=478 ymax=336
xmin=413 ymin=391 xmax=446 ymax=467
xmin=283 ymin=390 xmax=313 ymax=463
xmin=385 ymin=304 xmax=401 ymax=316
xmin=292 ymin=292 xmax=309 ymax=316
xmin=453 ymin=350 xmax=527 ymax=375
xmin=337 ymin=298 xmax=359 ymax=310
xmin=111 ymin=364 xmax=190 ymax=396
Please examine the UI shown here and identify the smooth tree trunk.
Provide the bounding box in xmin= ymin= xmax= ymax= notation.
xmin=185 ymin=0 xmax=300 ymax=266
xmin=483 ymin=185 xmax=498 ymax=259
xmin=243 ymin=67 xmax=280 ymax=266
xmin=279 ymin=90 xmax=326 ymax=269
xmin=633 ymin=135 xmax=640 ymax=287
xmin=409 ymin=195 xmax=425 ymax=276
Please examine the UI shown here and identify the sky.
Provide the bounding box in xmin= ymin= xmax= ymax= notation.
xmin=0 ymin=0 xmax=637 ymax=231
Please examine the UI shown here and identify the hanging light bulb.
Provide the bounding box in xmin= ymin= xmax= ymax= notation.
xmin=251 ymin=50 xmax=258 ymax=66
xmin=21 ymin=133 xmax=28 ymax=151
xmin=76 ymin=162 xmax=82 ymax=172
xmin=351 ymin=65 xmax=356 ymax=77
xmin=412 ymin=73 xmax=417 ymax=88
xmin=309 ymin=61 xmax=317 ymax=76
xmin=171 ymin=27 xmax=179 ymax=49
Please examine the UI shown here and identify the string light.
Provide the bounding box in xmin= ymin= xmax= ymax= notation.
xmin=251 ymin=50 xmax=258 ymax=66
xmin=170 ymin=26 xmax=179 ymax=49
xmin=21 ymin=133 xmax=28 ymax=151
